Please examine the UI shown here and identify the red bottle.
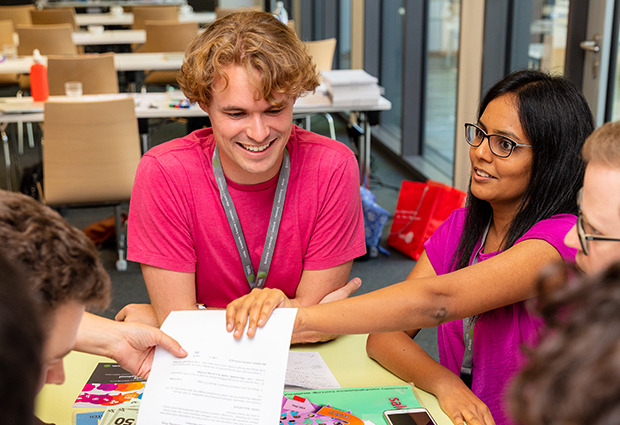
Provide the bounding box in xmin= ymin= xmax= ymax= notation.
xmin=30 ymin=49 xmax=49 ymax=102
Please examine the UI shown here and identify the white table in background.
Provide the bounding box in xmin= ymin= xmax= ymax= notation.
xmin=75 ymin=11 xmax=215 ymax=27
xmin=0 ymin=52 xmax=184 ymax=74
xmin=13 ymin=29 xmax=147 ymax=46
xmin=0 ymin=90 xmax=390 ymax=189
xmin=39 ymin=0 xmax=185 ymax=7
xmin=72 ymin=29 xmax=146 ymax=45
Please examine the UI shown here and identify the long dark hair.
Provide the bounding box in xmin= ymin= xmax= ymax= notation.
xmin=452 ymin=70 xmax=595 ymax=271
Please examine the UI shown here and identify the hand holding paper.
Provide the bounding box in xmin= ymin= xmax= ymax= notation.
xmin=137 ymin=309 xmax=297 ymax=425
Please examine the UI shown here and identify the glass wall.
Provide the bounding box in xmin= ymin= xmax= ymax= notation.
xmin=528 ymin=0 xmax=570 ymax=74
xmin=423 ymin=0 xmax=460 ymax=173
xmin=339 ymin=1 xmax=351 ymax=69
xmin=378 ymin=1 xmax=404 ymax=153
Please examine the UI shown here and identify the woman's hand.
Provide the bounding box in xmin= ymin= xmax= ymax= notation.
xmin=434 ymin=375 xmax=496 ymax=425
xmin=226 ymin=288 xmax=295 ymax=338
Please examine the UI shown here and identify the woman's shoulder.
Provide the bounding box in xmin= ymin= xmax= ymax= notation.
xmin=516 ymin=213 xmax=577 ymax=261
xmin=525 ymin=213 xmax=577 ymax=236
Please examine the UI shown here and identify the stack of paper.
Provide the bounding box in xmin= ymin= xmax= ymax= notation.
xmin=321 ymin=70 xmax=381 ymax=107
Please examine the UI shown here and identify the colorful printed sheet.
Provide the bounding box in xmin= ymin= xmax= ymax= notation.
xmin=73 ymin=363 xmax=145 ymax=408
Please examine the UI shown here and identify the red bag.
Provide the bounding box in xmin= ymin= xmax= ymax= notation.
xmin=388 ymin=180 xmax=466 ymax=260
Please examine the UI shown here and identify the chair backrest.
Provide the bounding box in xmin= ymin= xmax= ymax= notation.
xmin=304 ymin=38 xmax=337 ymax=72
xmin=47 ymin=53 xmax=119 ymax=96
xmin=140 ymin=20 xmax=198 ymax=53
xmin=16 ymin=24 xmax=77 ymax=56
xmin=0 ymin=20 xmax=15 ymax=46
xmin=0 ymin=5 xmax=34 ymax=27
xmin=30 ymin=8 xmax=77 ymax=29
xmin=132 ymin=5 xmax=178 ymax=30
xmin=42 ymin=98 xmax=142 ymax=205
xmin=214 ymin=5 xmax=263 ymax=20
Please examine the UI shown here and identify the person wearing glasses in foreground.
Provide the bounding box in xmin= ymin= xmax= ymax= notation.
xmin=508 ymin=121 xmax=620 ymax=425
xmin=226 ymin=69 xmax=595 ymax=425
xmin=562 ymin=120 xmax=620 ymax=274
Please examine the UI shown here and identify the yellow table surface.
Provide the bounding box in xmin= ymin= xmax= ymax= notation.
xmin=35 ymin=334 xmax=451 ymax=425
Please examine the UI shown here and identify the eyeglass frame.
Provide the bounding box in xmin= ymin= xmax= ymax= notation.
xmin=464 ymin=123 xmax=533 ymax=158
xmin=576 ymin=188 xmax=620 ymax=255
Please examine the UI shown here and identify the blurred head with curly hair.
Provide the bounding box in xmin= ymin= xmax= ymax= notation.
xmin=179 ymin=10 xmax=321 ymax=185
xmin=510 ymin=261 xmax=620 ymax=425
xmin=0 ymin=190 xmax=110 ymax=388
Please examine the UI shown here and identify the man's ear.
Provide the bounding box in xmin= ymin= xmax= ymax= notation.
xmin=198 ymin=102 xmax=209 ymax=113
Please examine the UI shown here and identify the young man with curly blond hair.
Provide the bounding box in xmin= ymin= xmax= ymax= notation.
xmin=125 ymin=11 xmax=366 ymax=343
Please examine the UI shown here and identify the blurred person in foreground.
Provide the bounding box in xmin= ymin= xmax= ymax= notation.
xmin=510 ymin=262 xmax=620 ymax=425
xmin=0 ymin=255 xmax=42 ymax=425
xmin=509 ymin=120 xmax=620 ymax=425
xmin=0 ymin=190 xmax=186 ymax=424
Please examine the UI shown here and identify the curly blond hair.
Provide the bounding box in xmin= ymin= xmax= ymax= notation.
xmin=178 ymin=10 xmax=320 ymax=107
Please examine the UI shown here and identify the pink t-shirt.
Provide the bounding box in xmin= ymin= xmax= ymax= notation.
xmin=128 ymin=125 xmax=366 ymax=307
xmin=424 ymin=208 xmax=577 ymax=425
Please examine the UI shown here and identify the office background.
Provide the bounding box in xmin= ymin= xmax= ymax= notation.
xmin=3 ymin=0 xmax=620 ymax=360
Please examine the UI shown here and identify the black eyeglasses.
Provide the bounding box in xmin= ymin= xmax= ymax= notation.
xmin=576 ymin=188 xmax=620 ymax=255
xmin=464 ymin=123 xmax=532 ymax=158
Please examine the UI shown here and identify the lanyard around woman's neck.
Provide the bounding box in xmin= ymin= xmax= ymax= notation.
xmin=460 ymin=219 xmax=492 ymax=388
xmin=212 ymin=145 xmax=290 ymax=290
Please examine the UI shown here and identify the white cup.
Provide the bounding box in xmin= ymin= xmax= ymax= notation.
xmin=110 ymin=5 xmax=123 ymax=16
xmin=2 ymin=45 xmax=17 ymax=60
xmin=88 ymin=25 xmax=104 ymax=34
xmin=179 ymin=4 xmax=193 ymax=15
xmin=65 ymin=81 xmax=83 ymax=97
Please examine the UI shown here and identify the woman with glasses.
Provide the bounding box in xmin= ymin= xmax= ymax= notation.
xmin=226 ymin=70 xmax=595 ymax=425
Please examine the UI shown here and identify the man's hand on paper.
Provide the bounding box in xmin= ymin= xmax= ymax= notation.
xmin=76 ymin=313 xmax=187 ymax=379
xmin=106 ymin=320 xmax=188 ymax=379
xmin=116 ymin=303 xmax=160 ymax=327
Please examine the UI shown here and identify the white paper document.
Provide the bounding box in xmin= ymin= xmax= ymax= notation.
xmin=137 ymin=309 xmax=297 ymax=425
xmin=284 ymin=351 xmax=341 ymax=390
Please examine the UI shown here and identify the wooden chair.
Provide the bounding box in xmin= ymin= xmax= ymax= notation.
xmin=305 ymin=38 xmax=337 ymax=73
xmin=47 ymin=53 xmax=119 ymax=96
xmin=0 ymin=19 xmax=14 ymax=45
xmin=296 ymin=38 xmax=338 ymax=139
xmin=0 ymin=20 xmax=18 ymax=86
xmin=16 ymin=24 xmax=77 ymax=56
xmin=138 ymin=20 xmax=198 ymax=86
xmin=42 ymin=98 xmax=142 ymax=271
xmin=132 ymin=6 xmax=178 ymax=30
xmin=14 ymin=23 xmax=78 ymax=151
xmin=30 ymin=7 xmax=77 ymax=29
xmin=0 ymin=5 xmax=34 ymax=27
